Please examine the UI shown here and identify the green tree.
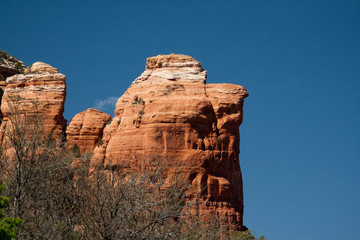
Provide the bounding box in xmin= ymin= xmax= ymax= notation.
xmin=0 ymin=184 xmax=22 ymax=240
xmin=0 ymin=96 xmax=78 ymax=239
xmin=231 ymin=230 xmax=266 ymax=240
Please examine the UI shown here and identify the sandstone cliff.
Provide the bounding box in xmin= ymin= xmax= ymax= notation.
xmin=0 ymin=61 xmax=67 ymax=142
xmin=66 ymin=108 xmax=111 ymax=154
xmin=0 ymin=50 xmax=248 ymax=231
xmin=0 ymin=50 xmax=26 ymax=120
xmin=84 ymin=54 xmax=248 ymax=230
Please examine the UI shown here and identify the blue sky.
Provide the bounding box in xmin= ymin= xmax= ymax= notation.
xmin=1 ymin=1 xmax=359 ymax=239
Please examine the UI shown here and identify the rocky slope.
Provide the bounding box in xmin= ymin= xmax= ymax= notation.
xmin=0 ymin=49 xmax=25 ymax=79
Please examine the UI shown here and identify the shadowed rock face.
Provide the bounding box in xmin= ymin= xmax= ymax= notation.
xmin=0 ymin=49 xmax=25 ymax=79
xmin=89 ymin=54 xmax=248 ymax=229
xmin=0 ymin=50 xmax=26 ymax=120
xmin=0 ymin=62 xmax=67 ymax=142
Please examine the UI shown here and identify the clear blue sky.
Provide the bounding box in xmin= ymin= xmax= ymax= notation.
xmin=1 ymin=1 xmax=359 ymax=239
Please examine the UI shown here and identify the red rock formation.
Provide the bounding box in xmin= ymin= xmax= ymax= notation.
xmin=0 ymin=50 xmax=26 ymax=120
xmin=66 ymin=108 xmax=111 ymax=154
xmin=0 ymin=62 xmax=67 ymax=142
xmin=0 ymin=50 xmax=250 ymax=231
xmin=89 ymin=54 xmax=248 ymax=230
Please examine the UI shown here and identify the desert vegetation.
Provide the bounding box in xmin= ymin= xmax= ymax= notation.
xmin=0 ymin=97 xmax=264 ymax=240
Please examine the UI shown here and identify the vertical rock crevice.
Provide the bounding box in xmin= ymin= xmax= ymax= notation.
xmin=88 ymin=54 xmax=249 ymax=230
xmin=0 ymin=50 xmax=249 ymax=230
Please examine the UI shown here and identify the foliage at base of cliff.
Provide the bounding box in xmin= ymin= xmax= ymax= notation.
xmin=0 ymin=97 xmax=263 ymax=240
xmin=0 ymin=185 xmax=22 ymax=240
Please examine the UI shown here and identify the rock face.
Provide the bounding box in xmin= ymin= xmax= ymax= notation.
xmin=89 ymin=54 xmax=248 ymax=230
xmin=24 ymin=62 xmax=59 ymax=74
xmin=0 ymin=51 xmax=248 ymax=230
xmin=0 ymin=62 xmax=67 ymax=141
xmin=66 ymin=108 xmax=111 ymax=154
xmin=0 ymin=49 xmax=25 ymax=80
xmin=0 ymin=50 xmax=26 ymax=119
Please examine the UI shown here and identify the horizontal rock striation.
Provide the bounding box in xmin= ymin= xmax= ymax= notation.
xmin=89 ymin=54 xmax=248 ymax=230
xmin=0 ymin=62 xmax=67 ymax=143
xmin=0 ymin=50 xmax=26 ymax=120
xmin=0 ymin=50 xmax=249 ymax=231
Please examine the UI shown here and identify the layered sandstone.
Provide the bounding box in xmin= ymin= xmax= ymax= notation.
xmin=66 ymin=108 xmax=111 ymax=154
xmin=88 ymin=54 xmax=248 ymax=230
xmin=0 ymin=50 xmax=26 ymax=119
xmin=0 ymin=62 xmax=67 ymax=142
xmin=0 ymin=51 xmax=248 ymax=230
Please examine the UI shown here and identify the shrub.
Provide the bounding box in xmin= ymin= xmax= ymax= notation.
xmin=0 ymin=184 xmax=22 ymax=240
xmin=71 ymin=144 xmax=81 ymax=157
xmin=14 ymin=62 xmax=24 ymax=72
xmin=97 ymin=138 xmax=104 ymax=146
xmin=0 ymin=96 xmax=265 ymax=240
